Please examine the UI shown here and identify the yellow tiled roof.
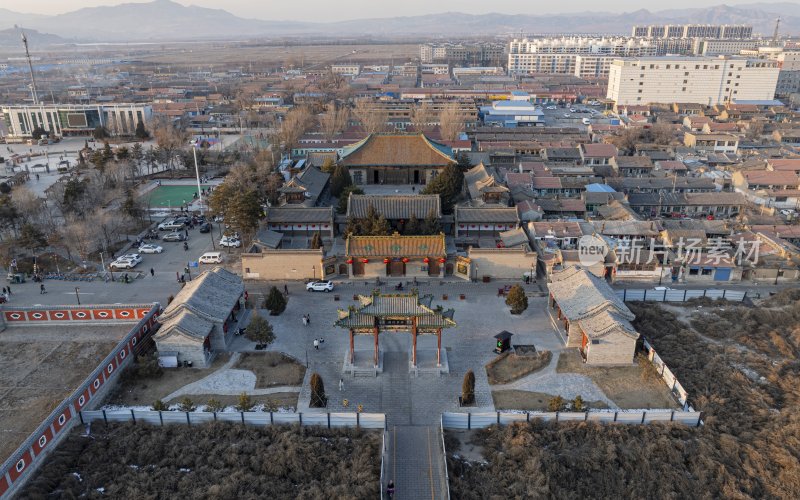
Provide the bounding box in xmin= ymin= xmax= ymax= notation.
xmin=346 ymin=232 xmax=446 ymax=257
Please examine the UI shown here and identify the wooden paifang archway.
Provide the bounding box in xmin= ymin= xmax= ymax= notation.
xmin=335 ymin=291 xmax=456 ymax=368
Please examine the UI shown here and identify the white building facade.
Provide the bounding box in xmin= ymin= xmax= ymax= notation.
xmin=508 ymin=37 xmax=657 ymax=77
xmin=606 ymin=56 xmax=780 ymax=105
xmin=1 ymin=103 xmax=152 ymax=138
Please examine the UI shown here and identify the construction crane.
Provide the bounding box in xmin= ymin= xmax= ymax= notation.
xmin=773 ymin=17 xmax=781 ymax=45
xmin=20 ymin=29 xmax=39 ymax=105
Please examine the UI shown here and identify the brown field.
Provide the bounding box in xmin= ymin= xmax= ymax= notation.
xmin=22 ymin=422 xmax=381 ymax=498
xmin=556 ymin=349 xmax=678 ymax=409
xmin=0 ymin=325 xmax=130 ymax=463
xmin=135 ymin=43 xmax=418 ymax=66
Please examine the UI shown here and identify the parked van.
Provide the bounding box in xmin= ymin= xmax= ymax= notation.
xmin=582 ymin=118 xmax=591 ymax=125
xmin=199 ymin=252 xmax=223 ymax=264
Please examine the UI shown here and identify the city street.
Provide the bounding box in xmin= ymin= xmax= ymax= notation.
xmin=5 ymin=222 xmax=234 ymax=308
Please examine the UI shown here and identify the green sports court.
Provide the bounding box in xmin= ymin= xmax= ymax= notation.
xmin=142 ymin=184 xmax=212 ymax=208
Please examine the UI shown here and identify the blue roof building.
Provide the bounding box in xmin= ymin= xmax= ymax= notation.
xmin=480 ymin=100 xmax=544 ymax=128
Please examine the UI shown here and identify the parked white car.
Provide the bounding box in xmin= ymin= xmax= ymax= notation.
xmin=110 ymin=255 xmax=142 ymax=270
xmin=138 ymin=244 xmax=163 ymax=254
xmin=219 ymin=236 xmax=241 ymax=248
xmin=158 ymin=220 xmax=184 ymax=231
xmin=199 ymin=252 xmax=223 ymax=264
xmin=306 ymin=280 xmax=334 ymax=292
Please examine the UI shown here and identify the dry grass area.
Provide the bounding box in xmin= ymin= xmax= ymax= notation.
xmin=556 ymin=349 xmax=677 ymax=409
xmin=0 ymin=325 xmax=128 ymax=463
xmin=22 ymin=422 xmax=381 ymax=498
xmin=485 ymin=350 xmax=552 ymax=385
xmin=106 ymin=354 xmax=232 ymax=407
xmin=492 ymin=390 xmax=608 ymax=412
xmin=164 ymin=392 xmax=298 ymax=410
xmin=447 ymin=295 xmax=800 ymax=498
xmin=234 ymin=352 xmax=306 ymax=388
xmin=138 ymin=43 xmax=418 ymax=65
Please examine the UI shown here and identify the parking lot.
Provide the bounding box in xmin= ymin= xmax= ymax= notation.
xmin=7 ymin=221 xmax=238 ymax=308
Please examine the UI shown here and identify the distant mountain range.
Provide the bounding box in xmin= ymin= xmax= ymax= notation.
xmin=0 ymin=0 xmax=798 ymax=43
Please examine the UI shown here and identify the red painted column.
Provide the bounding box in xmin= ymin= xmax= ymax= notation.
xmin=373 ymin=326 xmax=379 ymax=367
xmin=412 ymin=317 xmax=418 ymax=367
xmin=349 ymin=329 xmax=354 ymax=364
xmin=437 ymin=328 xmax=442 ymax=367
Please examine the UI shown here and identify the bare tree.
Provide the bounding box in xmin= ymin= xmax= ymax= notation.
xmin=410 ymin=101 xmax=435 ymax=133
xmin=746 ymin=120 xmax=764 ymax=141
xmin=11 ymin=187 xmax=44 ymax=225
xmin=318 ymin=101 xmax=349 ymax=140
xmin=649 ymin=123 xmax=674 ymax=145
xmin=277 ymin=106 xmax=313 ymax=154
xmin=352 ymin=99 xmax=388 ymax=136
xmin=152 ymin=115 xmax=189 ymax=172
xmin=438 ymin=102 xmax=466 ymax=141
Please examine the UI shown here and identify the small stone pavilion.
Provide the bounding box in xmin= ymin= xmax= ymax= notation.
xmin=335 ymin=291 xmax=455 ymax=375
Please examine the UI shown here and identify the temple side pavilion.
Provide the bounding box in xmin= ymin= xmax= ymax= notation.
xmin=335 ymin=292 xmax=455 ymax=373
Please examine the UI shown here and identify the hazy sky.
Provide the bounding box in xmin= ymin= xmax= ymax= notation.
xmin=1 ymin=0 xmax=766 ymax=22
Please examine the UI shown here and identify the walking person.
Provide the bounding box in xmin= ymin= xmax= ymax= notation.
xmin=339 ymin=378 xmax=344 ymax=391
xmin=6 ymin=285 xmax=10 ymax=295
xmin=313 ymin=338 xmax=319 ymax=350
xmin=150 ymin=268 xmax=155 ymax=277
xmin=40 ymin=283 xmax=46 ymax=294
xmin=302 ymin=315 xmax=307 ymax=326
xmin=284 ymin=284 xmax=289 ymax=295
xmin=2 ymin=287 xmax=6 ymax=295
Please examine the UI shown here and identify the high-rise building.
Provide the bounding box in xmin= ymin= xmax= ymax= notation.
xmin=419 ymin=42 xmax=505 ymax=66
xmin=606 ymin=56 xmax=779 ymax=105
xmin=507 ymin=37 xmax=657 ymax=76
xmin=631 ymin=24 xmax=753 ymax=39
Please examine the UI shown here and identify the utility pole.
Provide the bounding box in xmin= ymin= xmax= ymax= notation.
xmin=21 ymin=30 xmax=39 ymax=105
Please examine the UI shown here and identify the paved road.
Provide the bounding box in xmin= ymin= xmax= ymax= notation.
xmin=5 ymin=222 xmax=233 ymax=308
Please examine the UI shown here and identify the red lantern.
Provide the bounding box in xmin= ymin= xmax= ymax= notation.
xmin=361 ymin=258 xmax=369 ymax=263
xmin=383 ymin=258 xmax=390 ymax=264
xmin=402 ymin=257 xmax=410 ymax=263
xmin=438 ymin=258 xmax=446 ymax=263
xmin=423 ymin=257 xmax=430 ymax=264
xmin=346 ymin=259 xmax=354 ymax=264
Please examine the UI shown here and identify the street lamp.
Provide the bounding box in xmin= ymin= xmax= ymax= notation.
xmin=190 ymin=141 xmax=203 ymax=215
xmin=75 ymin=287 xmax=80 ymax=305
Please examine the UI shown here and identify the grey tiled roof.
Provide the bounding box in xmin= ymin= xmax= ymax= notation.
xmin=455 ymin=207 xmax=520 ymax=223
xmin=156 ymin=308 xmax=214 ymax=340
xmin=158 ymin=267 xmax=243 ymax=326
xmin=548 ymin=266 xmax=634 ymax=322
xmin=335 ymin=293 xmax=456 ymax=329
xmin=266 ymin=207 xmax=334 ymax=223
xmin=347 ymin=194 xmax=440 ymax=219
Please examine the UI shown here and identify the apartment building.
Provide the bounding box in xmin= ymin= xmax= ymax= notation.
xmin=330 ymin=64 xmax=361 ymax=77
xmin=419 ymin=42 xmax=505 ymax=66
xmin=607 ymin=56 xmax=780 ymax=105
xmin=1 ymin=103 xmax=152 ymax=138
xmin=631 ymin=24 xmax=753 ymax=39
xmin=508 ymin=37 xmax=657 ymax=77
xmin=694 ymin=39 xmax=760 ymax=56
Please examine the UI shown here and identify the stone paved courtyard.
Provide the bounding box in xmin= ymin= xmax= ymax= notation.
xmin=226 ymin=280 xmax=589 ymax=499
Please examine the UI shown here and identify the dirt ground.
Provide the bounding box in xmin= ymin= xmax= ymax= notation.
xmin=556 ymin=349 xmax=678 ymax=409
xmin=233 ymin=352 xmax=306 ymax=388
xmin=0 ymin=325 xmax=130 ymax=463
xmin=106 ymin=354 xmax=232 ymax=406
xmin=164 ymin=392 xmax=298 ymax=410
xmin=485 ymin=351 xmax=552 ymax=385
xmin=492 ymin=390 xmax=609 ymax=411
